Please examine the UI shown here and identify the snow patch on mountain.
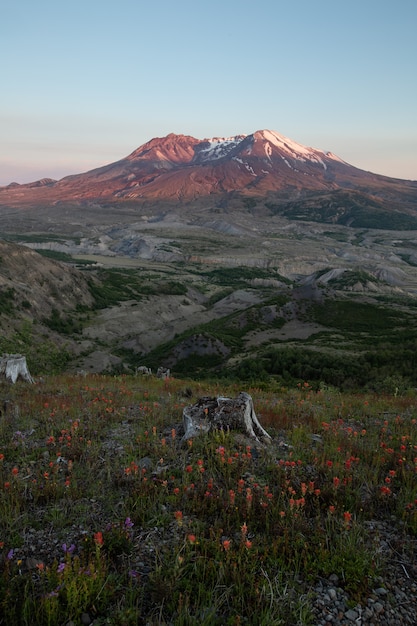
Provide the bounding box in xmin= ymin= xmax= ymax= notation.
xmin=233 ymin=158 xmax=257 ymax=176
xmin=197 ymin=136 xmax=246 ymax=162
xmin=256 ymin=130 xmax=329 ymax=169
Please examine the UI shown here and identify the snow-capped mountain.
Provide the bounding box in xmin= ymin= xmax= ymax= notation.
xmin=1 ymin=130 xmax=416 ymax=218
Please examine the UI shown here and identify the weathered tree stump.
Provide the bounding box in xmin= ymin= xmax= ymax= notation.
xmin=0 ymin=354 xmax=34 ymax=384
xmin=157 ymin=367 xmax=170 ymax=379
xmin=182 ymin=392 xmax=271 ymax=444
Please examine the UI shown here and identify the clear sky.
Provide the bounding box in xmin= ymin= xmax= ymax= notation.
xmin=1 ymin=0 xmax=416 ymax=185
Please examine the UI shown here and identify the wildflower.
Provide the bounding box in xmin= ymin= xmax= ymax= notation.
xmin=7 ymin=549 xmax=14 ymax=560
xmin=187 ymin=534 xmax=196 ymax=544
xmin=343 ymin=511 xmax=352 ymax=527
xmin=94 ymin=531 xmax=104 ymax=546
xmin=229 ymin=489 xmax=236 ymax=505
xmin=11 ymin=467 xmax=19 ymax=476
xmin=241 ymin=522 xmax=248 ymax=537
xmin=244 ymin=540 xmax=252 ymax=549
xmin=246 ymin=488 xmax=253 ymax=509
xmin=279 ymin=511 xmax=286 ymax=518
xmin=333 ymin=476 xmax=340 ymax=488
xmin=174 ymin=511 xmax=183 ymax=524
xmin=329 ymin=505 xmax=336 ymax=514
xmin=173 ymin=487 xmax=180 ymax=496
xmin=185 ymin=465 xmax=193 ymax=473
xmin=62 ymin=543 xmax=75 ymax=554
xmin=124 ymin=517 xmax=134 ymax=529
xmin=222 ymin=539 xmax=231 ymax=551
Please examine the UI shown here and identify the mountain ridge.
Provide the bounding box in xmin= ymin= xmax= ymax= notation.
xmin=1 ymin=130 xmax=416 ymax=214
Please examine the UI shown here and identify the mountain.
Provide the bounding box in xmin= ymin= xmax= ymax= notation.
xmin=1 ymin=130 xmax=416 ymax=225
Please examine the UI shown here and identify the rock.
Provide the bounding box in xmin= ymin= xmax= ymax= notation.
xmin=375 ymin=587 xmax=388 ymax=596
xmin=328 ymin=588 xmax=337 ymax=601
xmin=344 ymin=608 xmax=358 ymax=621
xmin=373 ymin=601 xmax=384 ymax=614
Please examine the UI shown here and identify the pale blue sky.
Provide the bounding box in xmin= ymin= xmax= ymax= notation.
xmin=1 ymin=0 xmax=416 ymax=184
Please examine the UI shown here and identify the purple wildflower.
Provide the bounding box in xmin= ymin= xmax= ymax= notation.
xmin=62 ymin=543 xmax=75 ymax=554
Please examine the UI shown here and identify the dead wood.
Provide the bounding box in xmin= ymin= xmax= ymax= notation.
xmin=0 ymin=354 xmax=34 ymax=384
xmin=182 ymin=392 xmax=271 ymax=444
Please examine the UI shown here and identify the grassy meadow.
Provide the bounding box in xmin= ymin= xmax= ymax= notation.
xmin=0 ymin=373 xmax=416 ymax=625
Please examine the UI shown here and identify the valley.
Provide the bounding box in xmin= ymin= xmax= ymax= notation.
xmin=0 ymin=130 xmax=416 ymax=388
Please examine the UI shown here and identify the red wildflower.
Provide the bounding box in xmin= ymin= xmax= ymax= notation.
xmin=222 ymin=539 xmax=231 ymax=551
xmin=343 ymin=511 xmax=352 ymax=527
xmin=94 ymin=531 xmax=104 ymax=546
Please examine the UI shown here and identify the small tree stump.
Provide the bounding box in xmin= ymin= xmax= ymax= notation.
xmin=182 ymin=392 xmax=271 ymax=444
xmin=0 ymin=354 xmax=34 ymax=384
xmin=157 ymin=367 xmax=170 ymax=380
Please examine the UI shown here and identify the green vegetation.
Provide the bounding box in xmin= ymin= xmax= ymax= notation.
xmin=0 ymin=288 xmax=15 ymax=315
xmin=1 ymin=233 xmax=81 ymax=245
xmin=266 ymin=191 xmax=417 ymax=230
xmin=327 ymin=269 xmax=380 ymax=288
xmin=204 ymin=266 xmax=292 ymax=287
xmin=43 ymin=309 xmax=83 ymax=336
xmin=308 ymin=298 xmax=405 ymax=333
xmin=88 ymin=269 xmax=187 ymax=309
xmin=0 ymin=374 xmax=415 ymax=624
xmin=35 ymin=250 xmax=95 ymax=265
xmin=0 ymin=322 xmax=70 ymax=375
